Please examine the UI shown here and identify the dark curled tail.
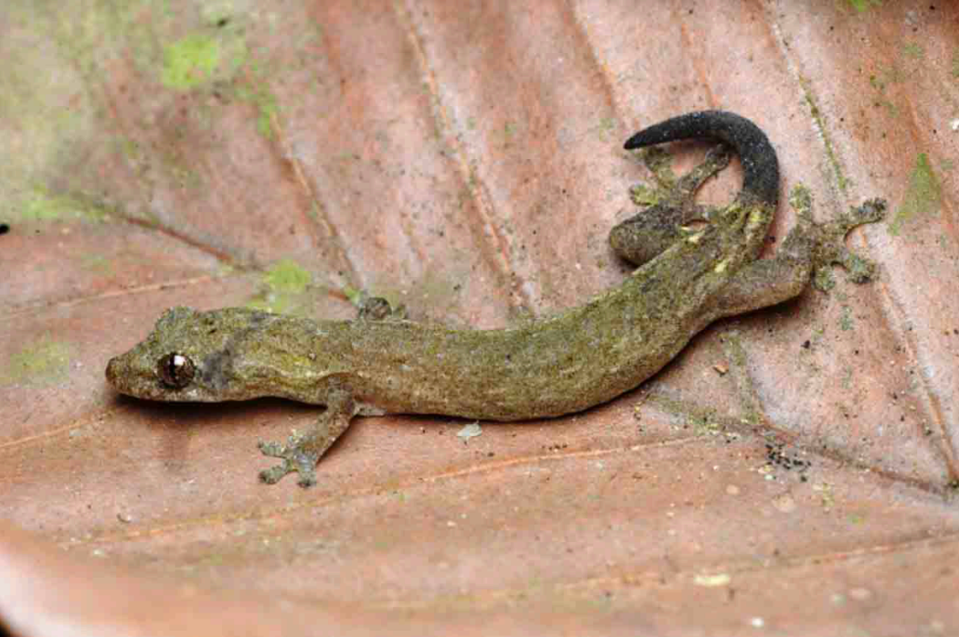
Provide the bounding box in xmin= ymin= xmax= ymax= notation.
xmin=624 ymin=110 xmax=779 ymax=208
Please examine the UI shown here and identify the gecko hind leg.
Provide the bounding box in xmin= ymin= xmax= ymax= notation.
xmin=611 ymin=144 xmax=732 ymax=266
xmin=715 ymin=189 xmax=886 ymax=317
xmin=258 ymin=389 xmax=356 ymax=488
xmin=805 ymin=195 xmax=887 ymax=290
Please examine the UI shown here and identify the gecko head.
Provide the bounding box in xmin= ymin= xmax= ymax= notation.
xmin=106 ymin=306 xmax=264 ymax=403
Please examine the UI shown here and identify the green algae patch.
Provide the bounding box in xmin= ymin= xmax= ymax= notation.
xmin=162 ymin=34 xmax=221 ymax=90
xmin=254 ymin=89 xmax=279 ymax=138
xmin=890 ymin=153 xmax=941 ymax=236
xmin=591 ymin=116 xmax=617 ymax=143
xmin=846 ymin=0 xmax=881 ymax=12
xmin=342 ymin=285 xmax=365 ymax=308
xmin=264 ymin=259 xmax=312 ymax=294
xmin=18 ymin=187 xmax=110 ymax=223
xmin=246 ymin=259 xmax=314 ymax=314
xmin=81 ymin=253 xmax=113 ymax=274
xmin=2 ymin=336 xmax=74 ymax=386
xmin=235 ymin=80 xmax=279 ymax=139
xmin=801 ymin=84 xmax=848 ymax=193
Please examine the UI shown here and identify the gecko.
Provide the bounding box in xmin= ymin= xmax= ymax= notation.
xmin=105 ymin=111 xmax=887 ymax=487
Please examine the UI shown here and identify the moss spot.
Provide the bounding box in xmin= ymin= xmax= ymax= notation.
xmin=254 ymin=90 xmax=279 ymax=138
xmin=902 ymin=42 xmax=924 ymax=60
xmin=162 ymin=34 xmax=220 ymax=90
xmin=592 ymin=116 xmax=617 ymax=142
xmin=2 ymin=336 xmax=73 ymax=385
xmin=81 ymin=254 xmax=112 ymax=274
xmin=22 ymin=189 xmax=79 ymax=221
xmin=890 ymin=154 xmax=941 ymax=236
xmin=868 ymin=65 xmax=903 ymax=116
xmin=247 ymin=259 xmax=313 ymax=314
xmin=839 ymin=305 xmax=854 ymax=331
xmin=801 ymin=85 xmax=848 ymax=192
xmin=18 ymin=187 xmax=109 ymax=223
xmin=234 ymin=76 xmax=279 ymax=139
xmin=342 ymin=285 xmax=364 ymax=307
xmin=846 ymin=0 xmax=882 ymax=12
xmin=264 ymin=259 xmax=312 ymax=294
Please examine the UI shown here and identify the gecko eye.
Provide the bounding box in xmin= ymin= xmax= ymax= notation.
xmin=157 ymin=353 xmax=195 ymax=389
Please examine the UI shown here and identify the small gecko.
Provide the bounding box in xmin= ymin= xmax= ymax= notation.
xmin=106 ymin=111 xmax=886 ymax=487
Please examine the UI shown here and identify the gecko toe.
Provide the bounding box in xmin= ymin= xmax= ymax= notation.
xmin=295 ymin=468 xmax=318 ymax=488
xmin=257 ymin=440 xmax=286 ymax=456
xmin=259 ymin=463 xmax=292 ymax=484
xmin=835 ymin=198 xmax=887 ymax=232
xmin=258 ymin=456 xmax=318 ymax=487
xmin=703 ymin=143 xmax=732 ymax=170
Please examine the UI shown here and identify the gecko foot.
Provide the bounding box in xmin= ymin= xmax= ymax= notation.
xmin=258 ymin=434 xmax=320 ymax=488
xmin=257 ymin=390 xmax=355 ymax=487
xmin=816 ymin=198 xmax=887 ymax=285
xmin=348 ymin=290 xmax=408 ymax=321
xmin=808 ymin=196 xmax=886 ymax=291
xmin=783 ymin=186 xmax=886 ymax=292
xmin=629 ymin=143 xmax=731 ymax=208
xmin=357 ymin=295 xmax=407 ymax=321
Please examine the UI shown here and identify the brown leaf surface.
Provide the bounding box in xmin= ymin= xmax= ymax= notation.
xmin=2 ymin=1 xmax=958 ymax=635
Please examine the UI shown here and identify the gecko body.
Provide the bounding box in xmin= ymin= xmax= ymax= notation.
xmin=106 ymin=111 xmax=885 ymax=486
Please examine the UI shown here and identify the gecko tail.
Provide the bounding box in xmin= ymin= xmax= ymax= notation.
xmin=624 ymin=110 xmax=779 ymax=208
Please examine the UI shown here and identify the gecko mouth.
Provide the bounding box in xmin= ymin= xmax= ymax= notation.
xmin=104 ymin=355 xmax=124 ymax=389
xmin=104 ymin=353 xmax=156 ymax=398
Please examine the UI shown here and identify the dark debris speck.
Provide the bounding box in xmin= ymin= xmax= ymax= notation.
xmin=765 ymin=441 xmax=811 ymax=473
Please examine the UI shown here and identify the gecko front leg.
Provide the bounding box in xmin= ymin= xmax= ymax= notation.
xmin=258 ymin=387 xmax=357 ymax=487
xmin=258 ymin=293 xmax=401 ymax=487
xmin=354 ymin=292 xmax=408 ymax=321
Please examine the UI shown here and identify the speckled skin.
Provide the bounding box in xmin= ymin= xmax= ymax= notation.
xmin=106 ymin=111 xmax=886 ymax=487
